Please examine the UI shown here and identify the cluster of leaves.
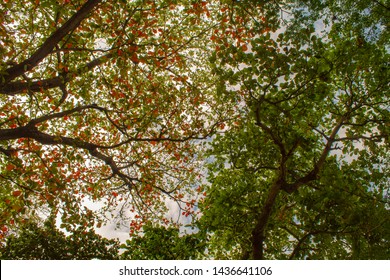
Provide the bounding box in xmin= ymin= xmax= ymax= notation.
xmin=0 ymin=216 xmax=120 ymax=260
xmin=120 ymin=223 xmax=204 ymax=260
xmin=1 ymin=218 xmax=204 ymax=260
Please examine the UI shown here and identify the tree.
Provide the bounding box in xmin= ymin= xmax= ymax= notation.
xmin=120 ymin=223 xmax=204 ymax=260
xmin=0 ymin=216 xmax=120 ymax=259
xmin=197 ymin=0 xmax=389 ymax=259
xmin=0 ymin=0 xmax=243 ymax=233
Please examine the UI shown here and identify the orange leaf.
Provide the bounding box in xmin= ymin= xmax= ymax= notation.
xmin=12 ymin=190 xmax=22 ymax=197
xmin=6 ymin=164 xmax=15 ymax=171
xmin=131 ymin=53 xmax=139 ymax=63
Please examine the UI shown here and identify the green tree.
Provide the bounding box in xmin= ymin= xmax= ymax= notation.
xmin=120 ymin=223 xmax=204 ymax=259
xmin=0 ymin=216 xmax=120 ymax=259
xmin=198 ymin=0 xmax=389 ymax=259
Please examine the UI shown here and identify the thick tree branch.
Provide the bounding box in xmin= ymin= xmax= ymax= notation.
xmin=0 ymin=123 xmax=139 ymax=186
xmin=251 ymin=179 xmax=282 ymax=259
xmin=0 ymin=53 xmax=113 ymax=95
xmin=0 ymin=0 xmax=102 ymax=86
xmin=281 ymin=116 xmax=347 ymax=194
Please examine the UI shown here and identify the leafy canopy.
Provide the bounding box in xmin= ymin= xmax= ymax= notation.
xmin=0 ymin=0 xmax=389 ymax=260
xmin=0 ymin=216 xmax=120 ymax=260
xmin=0 ymin=0 xmax=239 ymax=231
xmin=197 ymin=0 xmax=389 ymax=259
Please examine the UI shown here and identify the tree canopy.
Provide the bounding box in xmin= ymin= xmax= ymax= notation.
xmin=0 ymin=216 xmax=120 ymax=259
xmin=1 ymin=0 xmax=233 ymax=231
xmin=120 ymin=223 xmax=204 ymax=260
xmin=1 ymin=0 xmax=389 ymax=260
xmin=198 ymin=0 xmax=389 ymax=259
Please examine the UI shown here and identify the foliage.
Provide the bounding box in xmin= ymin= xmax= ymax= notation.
xmin=0 ymin=216 xmax=120 ymax=259
xmin=120 ymin=223 xmax=204 ymax=260
xmin=0 ymin=0 xmax=389 ymax=260
xmin=0 ymin=0 xmax=237 ymax=232
xmin=197 ymin=0 xmax=389 ymax=259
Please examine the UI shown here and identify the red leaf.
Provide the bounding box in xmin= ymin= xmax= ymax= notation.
xmin=131 ymin=53 xmax=139 ymax=63
xmin=12 ymin=190 xmax=22 ymax=197
xmin=6 ymin=164 xmax=15 ymax=171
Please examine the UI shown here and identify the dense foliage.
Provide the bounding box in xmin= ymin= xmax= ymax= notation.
xmin=120 ymin=223 xmax=203 ymax=259
xmin=1 ymin=0 xmax=233 ymax=233
xmin=1 ymin=0 xmax=388 ymax=259
xmin=0 ymin=216 xmax=120 ymax=259
xmin=198 ymin=0 xmax=389 ymax=259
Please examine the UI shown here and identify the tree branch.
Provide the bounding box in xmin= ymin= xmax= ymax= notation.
xmin=282 ymin=115 xmax=347 ymax=194
xmin=251 ymin=179 xmax=282 ymax=259
xmin=0 ymin=0 xmax=102 ymax=85
xmin=0 ymin=53 xmax=113 ymax=95
xmin=28 ymin=104 xmax=102 ymax=126
xmin=254 ymin=105 xmax=286 ymax=156
xmin=334 ymin=134 xmax=386 ymax=142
